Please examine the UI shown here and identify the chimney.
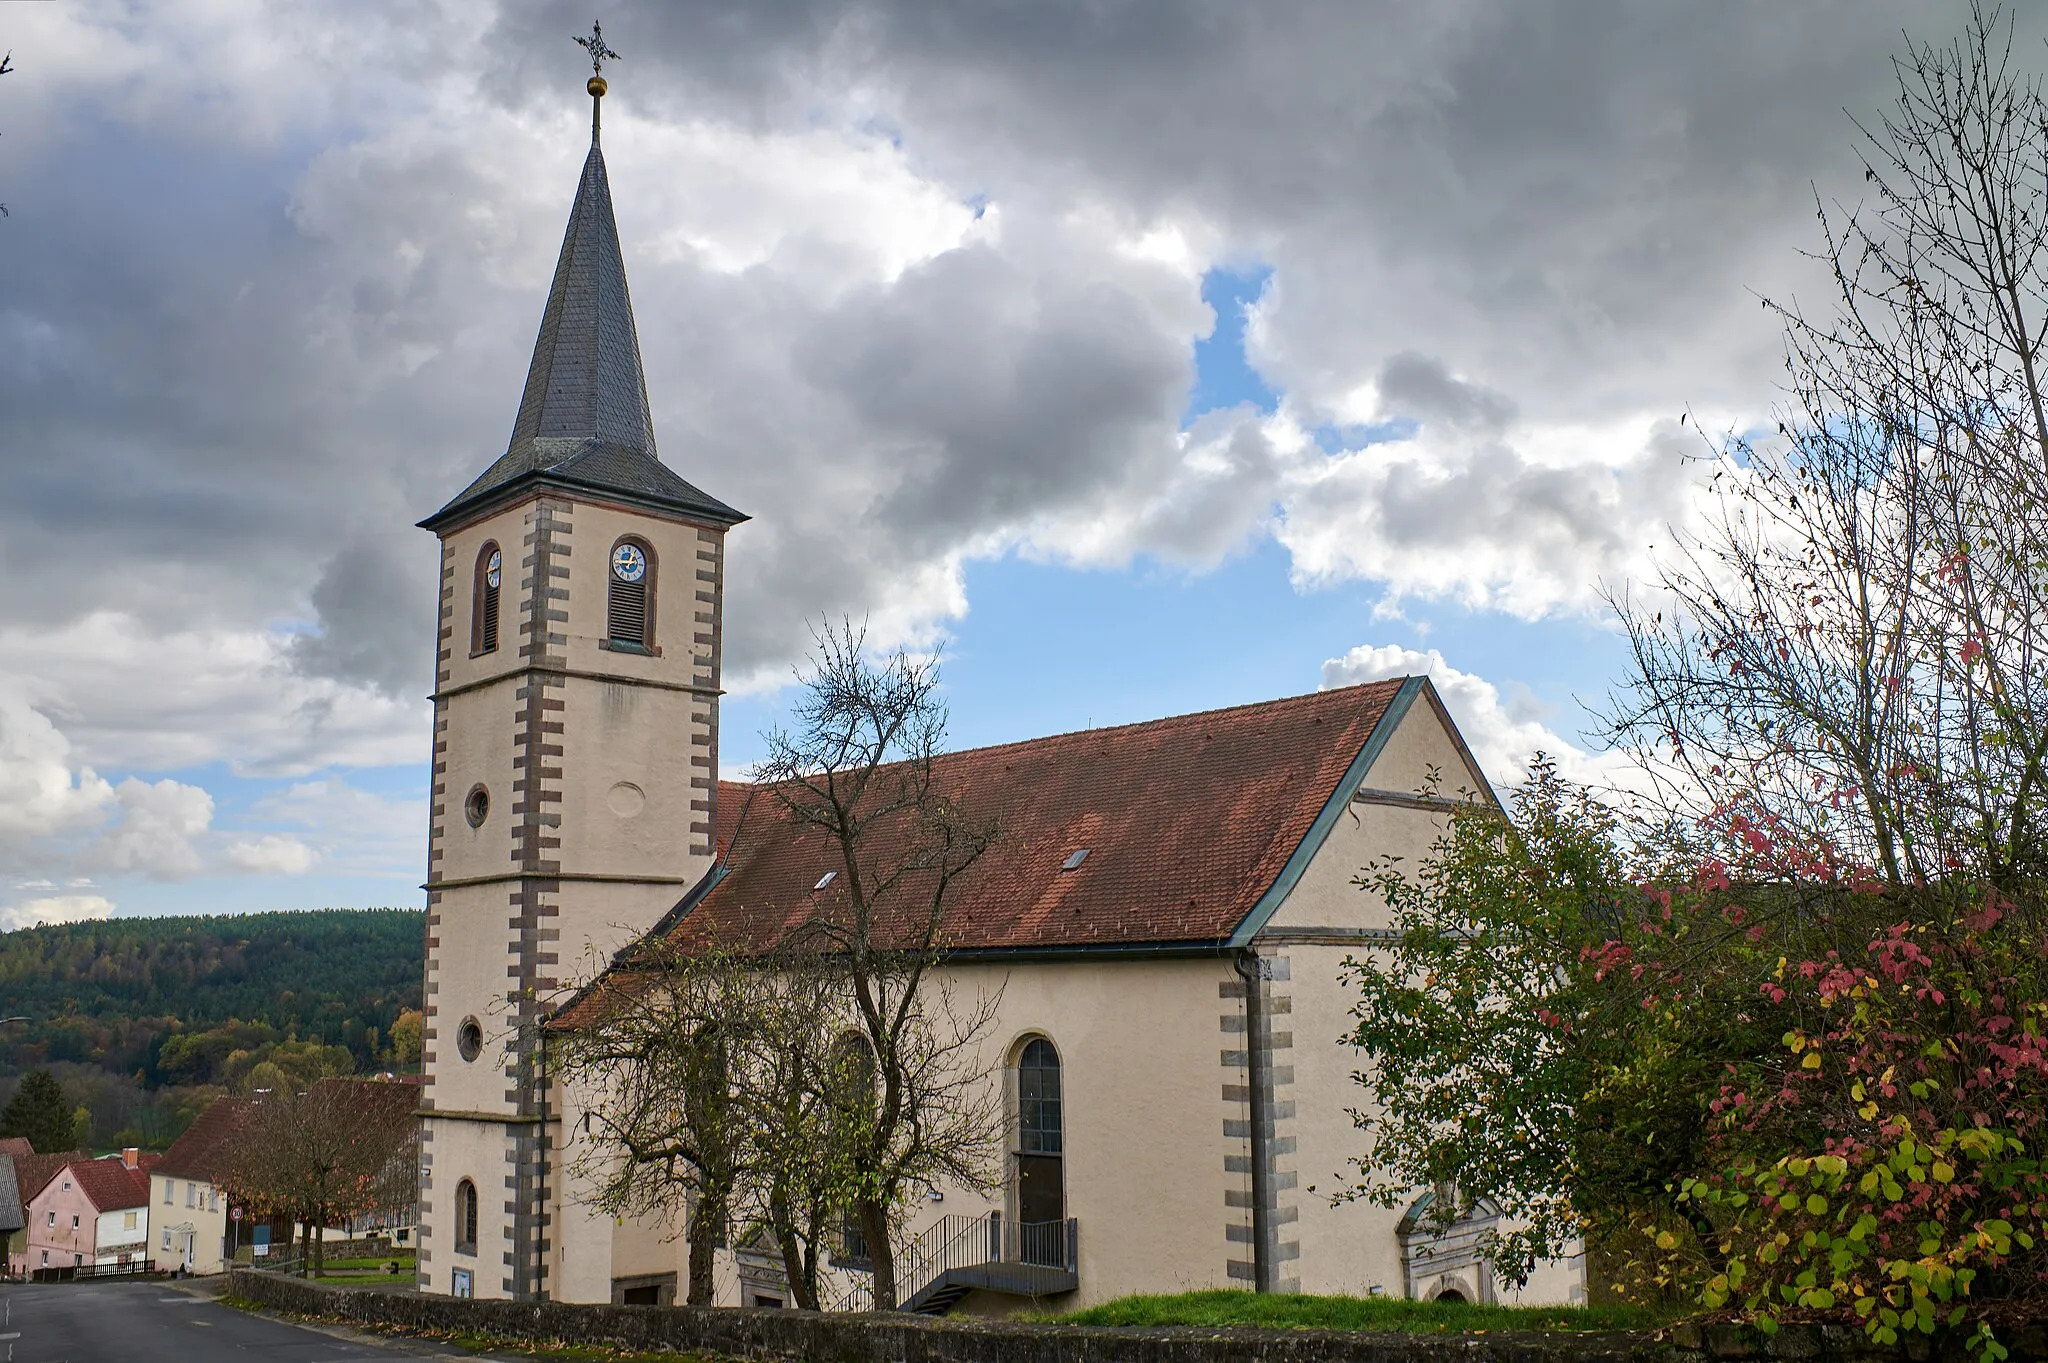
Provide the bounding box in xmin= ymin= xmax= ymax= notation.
xmin=121 ymin=1147 xmax=139 ymax=1169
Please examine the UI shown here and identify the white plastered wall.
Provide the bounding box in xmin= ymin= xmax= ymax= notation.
xmin=1259 ymin=689 xmax=1583 ymax=1305
xmin=422 ymin=493 xmax=724 ymax=1303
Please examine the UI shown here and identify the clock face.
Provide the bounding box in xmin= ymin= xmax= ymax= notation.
xmin=611 ymin=543 xmax=648 ymax=583
xmin=485 ymin=550 xmax=501 ymax=590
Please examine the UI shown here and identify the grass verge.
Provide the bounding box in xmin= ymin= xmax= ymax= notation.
xmin=1043 ymin=1290 xmax=1672 ymax=1333
xmin=316 ymin=1254 xmax=418 ymax=1272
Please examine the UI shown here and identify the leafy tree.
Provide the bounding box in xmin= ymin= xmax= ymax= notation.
xmin=1346 ymin=11 xmax=2048 ymax=1352
xmin=216 ymin=1078 xmax=418 ymax=1277
xmin=0 ymin=1070 xmax=76 ymax=1153
xmin=0 ymin=909 xmax=420 ymax=1088
xmin=389 ymin=1010 xmax=424 ymax=1067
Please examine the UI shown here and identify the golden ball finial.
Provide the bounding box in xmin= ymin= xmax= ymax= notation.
xmin=588 ymin=75 xmax=607 ymax=98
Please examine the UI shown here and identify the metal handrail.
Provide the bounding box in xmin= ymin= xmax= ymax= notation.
xmin=891 ymin=1211 xmax=1078 ymax=1308
xmin=894 ymin=1213 xmax=993 ymax=1306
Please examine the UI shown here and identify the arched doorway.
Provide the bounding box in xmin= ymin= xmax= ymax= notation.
xmin=1014 ymin=1037 xmax=1063 ymax=1265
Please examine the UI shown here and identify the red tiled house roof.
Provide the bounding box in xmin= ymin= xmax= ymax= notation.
xmin=157 ymin=1096 xmax=259 ymax=1183
xmin=12 ymin=1151 xmax=91 ymax=1203
xmin=66 ymin=1156 xmax=153 ymax=1214
xmin=0 ymin=1137 xmax=35 ymax=1160
xmin=306 ymin=1075 xmax=424 ymax=1133
xmin=559 ymin=679 xmax=1427 ymax=1026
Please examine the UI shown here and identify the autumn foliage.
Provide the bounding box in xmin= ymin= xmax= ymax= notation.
xmin=1342 ymin=8 xmax=2048 ymax=1356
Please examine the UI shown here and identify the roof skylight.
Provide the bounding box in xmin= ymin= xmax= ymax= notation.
xmin=813 ymin=871 xmax=837 ymax=891
xmin=1061 ymin=849 xmax=1089 ymax=872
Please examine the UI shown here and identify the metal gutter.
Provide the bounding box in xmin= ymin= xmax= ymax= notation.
xmin=1234 ymin=949 xmax=1273 ymax=1292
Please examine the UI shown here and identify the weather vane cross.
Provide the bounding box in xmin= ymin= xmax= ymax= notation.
xmin=575 ymin=21 xmax=619 ymax=76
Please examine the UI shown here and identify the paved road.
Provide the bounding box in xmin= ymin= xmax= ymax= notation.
xmin=0 ymin=1280 xmax=467 ymax=1363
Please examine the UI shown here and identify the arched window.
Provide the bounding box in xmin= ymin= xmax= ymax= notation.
xmin=830 ymin=1034 xmax=878 ymax=1265
xmin=1014 ymin=1036 xmax=1064 ymax=1264
xmin=454 ymin=1178 xmax=478 ymax=1256
xmin=471 ymin=543 xmax=502 ymax=655
xmin=606 ymin=536 xmax=655 ymax=651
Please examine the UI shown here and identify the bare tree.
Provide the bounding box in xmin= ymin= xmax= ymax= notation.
xmin=1608 ymin=2 xmax=2048 ymax=894
xmin=558 ymin=623 xmax=1006 ymax=1310
xmin=216 ymin=1079 xmax=418 ymax=1278
xmin=554 ymin=937 xmax=762 ymax=1306
xmin=751 ymin=620 xmax=1006 ymax=1310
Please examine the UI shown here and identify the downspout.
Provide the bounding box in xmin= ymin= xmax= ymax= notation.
xmin=1234 ymin=949 xmax=1272 ymax=1293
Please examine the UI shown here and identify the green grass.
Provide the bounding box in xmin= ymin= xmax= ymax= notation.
xmin=1043 ymin=1290 xmax=1673 ymax=1334
xmin=314 ymin=1254 xmax=417 ymax=1273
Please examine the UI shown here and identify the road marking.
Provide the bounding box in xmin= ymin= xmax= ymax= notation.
xmin=0 ymin=1332 xmax=17 ymax=1340
xmin=157 ymin=1296 xmax=209 ymax=1302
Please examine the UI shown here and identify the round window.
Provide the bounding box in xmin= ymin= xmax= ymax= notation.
xmin=464 ymin=785 xmax=489 ymax=829
xmin=457 ymin=1017 xmax=484 ymax=1064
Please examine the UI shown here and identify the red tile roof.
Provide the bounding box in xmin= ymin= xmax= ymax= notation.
xmin=157 ymin=1096 xmax=259 ymax=1182
xmin=0 ymin=1137 xmax=34 ymax=1160
xmin=12 ymin=1151 xmax=90 ymax=1203
xmin=62 ymin=1155 xmax=154 ymax=1213
xmin=563 ymin=681 xmax=1410 ymax=1029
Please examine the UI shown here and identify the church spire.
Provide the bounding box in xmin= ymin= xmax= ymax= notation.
xmin=422 ymin=24 xmax=743 ymax=533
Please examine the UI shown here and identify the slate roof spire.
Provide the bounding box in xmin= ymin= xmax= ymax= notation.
xmin=422 ymin=28 xmax=744 ymax=532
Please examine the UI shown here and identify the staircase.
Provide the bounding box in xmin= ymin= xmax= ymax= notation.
xmin=894 ymin=1213 xmax=1079 ymax=1315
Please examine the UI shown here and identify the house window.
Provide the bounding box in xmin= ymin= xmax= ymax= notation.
xmin=452 ymin=1267 xmax=473 ymax=1298
xmin=163 ymin=1181 xmax=172 ymax=1205
xmin=40 ymin=1251 xmax=47 ymax=1267
xmin=72 ymin=1215 xmax=79 ymax=1230
xmin=1014 ymin=1036 xmax=1065 ymax=1265
xmin=163 ymin=1231 xmax=171 ymax=1251
xmin=187 ymin=1183 xmax=196 ymax=1208
xmin=472 ymin=542 xmax=502 ymax=655
xmin=46 ymin=1211 xmax=54 ymax=1227
xmin=455 ymin=1179 xmax=478 ymax=1256
xmin=606 ymin=537 xmax=654 ymax=651
xmin=124 ymin=1212 xmax=137 ymax=1231
xmin=209 ymin=1189 xmax=219 ymax=1212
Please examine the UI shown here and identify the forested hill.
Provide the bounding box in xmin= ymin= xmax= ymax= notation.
xmin=0 ymin=909 xmax=423 ymax=1082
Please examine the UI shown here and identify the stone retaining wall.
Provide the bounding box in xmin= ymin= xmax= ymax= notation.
xmin=226 ymin=1272 xmax=2044 ymax=1363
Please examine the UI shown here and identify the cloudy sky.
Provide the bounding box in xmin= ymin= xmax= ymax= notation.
xmin=0 ymin=0 xmax=2013 ymax=927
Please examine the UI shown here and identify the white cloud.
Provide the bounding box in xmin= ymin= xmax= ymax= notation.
xmin=246 ymin=778 xmax=424 ymax=877
xmin=0 ymin=688 xmax=115 ymax=853
xmin=0 ymin=614 xmax=423 ymax=776
xmin=84 ymin=777 xmax=215 ymax=880
xmin=0 ymin=894 xmax=116 ymax=932
xmin=224 ymin=834 xmax=320 ymax=876
xmin=1322 ymin=643 xmax=1638 ymax=790
xmin=0 ymin=685 xmax=402 ymax=888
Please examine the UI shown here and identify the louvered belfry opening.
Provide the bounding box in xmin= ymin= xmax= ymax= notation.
xmin=607 ymin=538 xmax=652 ymax=649
xmin=473 ymin=542 xmax=502 ymax=655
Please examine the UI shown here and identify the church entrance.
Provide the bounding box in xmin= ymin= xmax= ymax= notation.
xmin=1014 ymin=1037 xmax=1064 ymax=1267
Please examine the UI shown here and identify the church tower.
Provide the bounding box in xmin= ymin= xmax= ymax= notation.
xmin=414 ymin=40 xmax=745 ymax=1302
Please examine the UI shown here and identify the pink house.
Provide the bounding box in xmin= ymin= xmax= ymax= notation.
xmin=24 ymin=1151 xmax=155 ymax=1275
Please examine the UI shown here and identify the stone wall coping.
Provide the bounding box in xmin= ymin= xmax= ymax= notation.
xmin=225 ymin=1271 xmax=2044 ymax=1363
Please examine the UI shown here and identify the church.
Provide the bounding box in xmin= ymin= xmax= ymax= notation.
xmin=412 ymin=58 xmax=1583 ymax=1314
